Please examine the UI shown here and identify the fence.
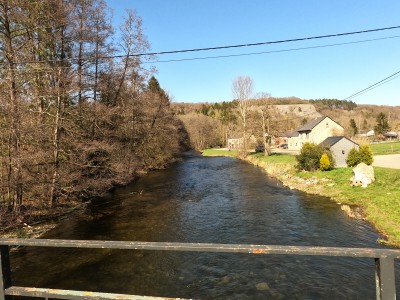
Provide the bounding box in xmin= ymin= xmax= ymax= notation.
xmin=1 ymin=238 xmax=400 ymax=300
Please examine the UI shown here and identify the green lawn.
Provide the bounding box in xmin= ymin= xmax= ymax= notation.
xmin=202 ymin=148 xmax=237 ymax=158
xmin=250 ymin=152 xmax=297 ymax=164
xmin=370 ymin=141 xmax=400 ymax=155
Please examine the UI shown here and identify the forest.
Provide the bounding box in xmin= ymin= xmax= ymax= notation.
xmin=0 ymin=0 xmax=189 ymax=228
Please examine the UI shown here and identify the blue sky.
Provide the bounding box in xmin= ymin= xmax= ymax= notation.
xmin=106 ymin=1 xmax=400 ymax=106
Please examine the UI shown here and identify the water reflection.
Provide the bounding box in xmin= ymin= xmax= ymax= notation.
xmin=10 ymin=152 xmax=399 ymax=299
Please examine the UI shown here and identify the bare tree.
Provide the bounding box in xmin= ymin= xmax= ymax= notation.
xmin=92 ymin=0 xmax=113 ymax=102
xmin=114 ymin=9 xmax=151 ymax=106
xmin=0 ymin=0 xmax=27 ymax=209
xmin=256 ymin=92 xmax=272 ymax=156
xmin=179 ymin=113 xmax=220 ymax=150
xmin=232 ymin=76 xmax=253 ymax=156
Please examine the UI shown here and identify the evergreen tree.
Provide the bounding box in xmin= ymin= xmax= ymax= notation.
xmin=362 ymin=119 xmax=368 ymax=130
xmin=350 ymin=118 xmax=358 ymax=136
xmin=374 ymin=112 xmax=390 ymax=134
xmin=148 ymin=76 xmax=169 ymax=102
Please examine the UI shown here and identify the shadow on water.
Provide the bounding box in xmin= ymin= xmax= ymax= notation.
xmin=10 ymin=152 xmax=400 ymax=299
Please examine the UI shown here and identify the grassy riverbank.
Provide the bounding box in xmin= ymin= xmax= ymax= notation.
xmin=202 ymin=149 xmax=400 ymax=247
xmin=201 ymin=148 xmax=238 ymax=157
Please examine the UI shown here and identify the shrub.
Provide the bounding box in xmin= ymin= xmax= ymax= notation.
xmin=346 ymin=148 xmax=360 ymax=167
xmin=296 ymin=143 xmax=334 ymax=171
xmin=359 ymin=144 xmax=374 ymax=165
xmin=320 ymin=153 xmax=331 ymax=171
xmin=346 ymin=145 xmax=373 ymax=167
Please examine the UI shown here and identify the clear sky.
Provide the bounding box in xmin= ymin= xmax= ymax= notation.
xmin=106 ymin=1 xmax=400 ymax=106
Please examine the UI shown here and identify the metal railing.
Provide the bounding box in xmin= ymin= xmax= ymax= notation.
xmin=1 ymin=238 xmax=400 ymax=300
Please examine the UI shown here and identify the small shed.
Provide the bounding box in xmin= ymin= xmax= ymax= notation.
xmin=383 ymin=132 xmax=398 ymax=141
xmin=319 ymin=136 xmax=359 ymax=167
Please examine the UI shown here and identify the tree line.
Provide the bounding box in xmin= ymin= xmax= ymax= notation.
xmin=0 ymin=0 xmax=189 ymax=219
xmin=309 ymin=99 xmax=357 ymax=110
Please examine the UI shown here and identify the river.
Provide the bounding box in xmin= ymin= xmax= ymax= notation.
xmin=10 ymin=152 xmax=400 ymax=299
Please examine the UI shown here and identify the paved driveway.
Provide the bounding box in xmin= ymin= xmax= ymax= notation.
xmin=373 ymin=154 xmax=400 ymax=169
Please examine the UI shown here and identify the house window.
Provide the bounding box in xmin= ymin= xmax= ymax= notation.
xmin=326 ymin=122 xmax=329 ymax=128
xmin=342 ymin=150 xmax=345 ymax=155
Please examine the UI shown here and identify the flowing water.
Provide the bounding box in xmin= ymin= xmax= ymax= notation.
xmin=10 ymin=152 xmax=400 ymax=299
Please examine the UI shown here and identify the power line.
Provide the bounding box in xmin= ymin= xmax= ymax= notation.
xmin=344 ymin=69 xmax=400 ymax=100
xmin=144 ymin=35 xmax=400 ymax=64
xmin=132 ymin=25 xmax=400 ymax=56
xmin=346 ymin=74 xmax=400 ymax=99
xmin=352 ymin=74 xmax=400 ymax=97
xmin=3 ymin=25 xmax=400 ymax=65
xmin=6 ymin=35 xmax=399 ymax=70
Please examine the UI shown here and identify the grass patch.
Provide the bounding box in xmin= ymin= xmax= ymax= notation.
xmin=370 ymin=142 xmax=400 ymax=155
xmin=250 ymin=152 xmax=297 ymax=164
xmin=246 ymin=153 xmax=297 ymax=177
xmin=202 ymin=148 xmax=237 ymax=158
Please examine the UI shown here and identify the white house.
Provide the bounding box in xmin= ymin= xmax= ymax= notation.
xmin=288 ymin=116 xmax=344 ymax=151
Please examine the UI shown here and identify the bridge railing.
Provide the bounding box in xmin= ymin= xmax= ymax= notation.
xmin=1 ymin=238 xmax=400 ymax=300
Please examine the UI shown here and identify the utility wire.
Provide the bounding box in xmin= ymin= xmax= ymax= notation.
xmin=7 ymin=35 xmax=400 ymax=70
xmin=344 ymin=74 xmax=400 ymax=99
xmin=3 ymin=25 xmax=400 ymax=65
xmin=144 ymin=35 xmax=400 ymax=64
xmin=344 ymin=69 xmax=400 ymax=100
xmin=130 ymin=25 xmax=400 ymax=56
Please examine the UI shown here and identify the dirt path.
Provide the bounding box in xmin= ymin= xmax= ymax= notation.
xmin=373 ymin=154 xmax=400 ymax=169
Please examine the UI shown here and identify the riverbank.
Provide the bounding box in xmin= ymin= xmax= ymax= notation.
xmin=202 ymin=149 xmax=400 ymax=248
xmin=0 ymin=199 xmax=88 ymax=239
xmin=0 ymin=153 xmax=186 ymax=239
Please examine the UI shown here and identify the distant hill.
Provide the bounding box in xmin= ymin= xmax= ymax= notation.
xmin=172 ymin=97 xmax=400 ymax=149
xmin=311 ymin=102 xmax=400 ymax=134
xmin=172 ymin=98 xmax=400 ymax=132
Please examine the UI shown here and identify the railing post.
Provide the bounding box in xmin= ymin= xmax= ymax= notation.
xmin=375 ymin=256 xmax=396 ymax=300
xmin=0 ymin=245 xmax=12 ymax=300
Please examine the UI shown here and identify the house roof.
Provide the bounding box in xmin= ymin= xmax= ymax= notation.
xmin=295 ymin=116 xmax=343 ymax=132
xmin=384 ymin=132 xmax=398 ymax=137
xmin=319 ymin=136 xmax=358 ymax=148
xmin=287 ymin=131 xmax=299 ymax=137
xmin=275 ymin=131 xmax=299 ymax=138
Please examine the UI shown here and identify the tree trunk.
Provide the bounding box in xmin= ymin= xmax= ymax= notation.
xmin=2 ymin=0 xmax=23 ymax=209
xmin=77 ymin=14 xmax=84 ymax=105
xmin=49 ymin=73 xmax=62 ymax=207
xmin=49 ymin=20 xmax=67 ymax=207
